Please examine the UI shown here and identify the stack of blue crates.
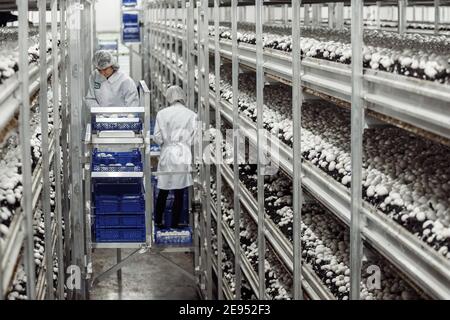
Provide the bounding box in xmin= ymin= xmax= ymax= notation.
xmin=92 ymin=150 xmax=146 ymax=243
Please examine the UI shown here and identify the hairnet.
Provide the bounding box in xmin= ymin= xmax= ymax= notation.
xmin=166 ymin=85 xmax=186 ymax=105
xmin=93 ymin=50 xmax=120 ymax=70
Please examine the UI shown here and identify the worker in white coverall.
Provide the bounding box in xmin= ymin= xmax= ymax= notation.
xmin=153 ymin=85 xmax=198 ymax=229
xmin=85 ymin=50 xmax=139 ymax=109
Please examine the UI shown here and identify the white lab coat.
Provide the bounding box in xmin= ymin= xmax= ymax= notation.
xmin=153 ymin=102 xmax=198 ymax=190
xmin=85 ymin=70 xmax=139 ymax=108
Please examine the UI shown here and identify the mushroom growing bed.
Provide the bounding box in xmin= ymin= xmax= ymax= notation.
xmin=213 ymin=22 xmax=450 ymax=84
xmin=211 ymin=176 xmax=293 ymax=300
xmin=0 ymin=88 xmax=64 ymax=299
xmin=164 ymin=20 xmax=450 ymax=84
xmin=0 ymin=26 xmax=56 ymax=85
xmin=211 ymin=218 xmax=256 ymax=300
xmin=0 ymin=91 xmax=56 ymax=249
xmin=236 ymin=163 xmax=426 ymax=300
xmin=208 ymin=67 xmax=450 ymax=262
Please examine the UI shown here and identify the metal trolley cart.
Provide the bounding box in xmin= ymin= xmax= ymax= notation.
xmin=84 ymin=80 xmax=194 ymax=289
xmin=84 ymin=81 xmax=152 ymax=287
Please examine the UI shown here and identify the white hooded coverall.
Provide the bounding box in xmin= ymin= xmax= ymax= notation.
xmin=85 ymin=70 xmax=139 ymax=108
xmin=153 ymin=102 xmax=198 ymax=190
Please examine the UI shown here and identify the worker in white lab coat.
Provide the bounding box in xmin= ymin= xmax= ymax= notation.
xmin=85 ymin=50 xmax=139 ymax=109
xmin=153 ymin=85 xmax=198 ymax=229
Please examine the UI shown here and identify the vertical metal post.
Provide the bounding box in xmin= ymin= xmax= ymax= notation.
xmin=187 ymin=1 xmax=195 ymax=111
xmin=256 ymin=0 xmax=266 ymax=300
xmin=199 ymin=0 xmax=212 ymax=299
xmin=336 ymin=2 xmax=344 ymax=29
xmin=141 ymin=81 xmax=152 ymax=248
xmin=186 ymin=0 xmax=198 ymax=290
xmin=52 ymin=0 xmax=65 ymax=300
xmin=312 ymin=3 xmax=320 ymax=27
xmin=376 ymin=1 xmax=381 ymax=29
xmin=174 ymin=0 xmax=180 ymax=86
xmin=92 ymin=0 xmax=97 ymax=50
xmin=196 ymin=0 xmax=206 ymax=296
xmin=304 ymin=3 xmax=310 ymax=26
xmin=157 ymin=2 xmax=163 ymax=110
xmin=434 ymin=0 xmax=440 ymax=34
xmin=182 ymin=0 xmax=187 ymax=92
xmin=398 ymin=0 xmax=407 ymax=34
xmin=68 ymin=0 xmax=86 ymax=300
xmin=154 ymin=4 xmax=160 ymax=110
xmin=60 ymin=0 xmax=71 ymax=268
xmin=328 ymin=3 xmax=335 ymax=29
xmin=283 ymin=4 xmax=289 ymax=24
xmin=164 ymin=1 xmax=171 ymax=92
xmin=231 ymin=0 xmax=241 ymax=300
xmin=18 ymin=0 xmax=36 ymax=300
xmin=39 ymin=0 xmax=54 ymax=300
xmin=142 ymin=7 xmax=148 ymax=84
xmin=213 ymin=0 xmax=223 ymax=300
xmin=83 ymin=3 xmax=93 ymax=291
xmin=117 ymin=249 xmax=122 ymax=281
xmin=292 ymin=0 xmax=303 ymax=300
xmin=168 ymin=0 xmax=174 ymax=86
xmin=350 ymin=0 xmax=364 ymax=301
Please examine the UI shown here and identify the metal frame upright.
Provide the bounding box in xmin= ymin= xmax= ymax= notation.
xmin=434 ymin=0 xmax=440 ymax=33
xmin=182 ymin=0 xmax=188 ymax=92
xmin=398 ymin=0 xmax=408 ymax=34
xmin=197 ymin=0 xmax=213 ymax=299
xmin=304 ymin=3 xmax=311 ymax=26
xmin=38 ymin=0 xmax=54 ymax=300
xmin=67 ymin=0 xmax=87 ymax=300
xmin=231 ymin=0 xmax=242 ymax=300
xmin=336 ymin=2 xmax=344 ymax=29
xmin=17 ymin=0 xmax=36 ymax=300
xmin=51 ymin=0 xmax=65 ymax=300
xmin=60 ymin=0 xmax=72 ymax=267
xmin=213 ymin=0 xmax=224 ymax=300
xmin=312 ymin=3 xmax=321 ymax=26
xmin=255 ymin=0 xmax=266 ymax=300
xmin=350 ymin=0 xmax=364 ymax=300
xmin=174 ymin=0 xmax=180 ymax=86
xmin=292 ymin=0 xmax=303 ymax=300
xmin=168 ymin=0 xmax=174 ymax=86
xmin=328 ymin=2 xmax=335 ymax=28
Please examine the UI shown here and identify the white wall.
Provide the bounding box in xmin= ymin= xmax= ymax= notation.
xmin=95 ymin=0 xmax=121 ymax=33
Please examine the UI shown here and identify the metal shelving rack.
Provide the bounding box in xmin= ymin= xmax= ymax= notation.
xmin=0 ymin=0 xmax=70 ymax=300
xmin=143 ymin=0 xmax=450 ymax=300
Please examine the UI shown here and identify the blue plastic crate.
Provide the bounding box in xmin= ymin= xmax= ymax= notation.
xmin=155 ymin=227 xmax=192 ymax=245
xmin=94 ymin=227 xmax=146 ymax=242
xmin=150 ymin=144 xmax=160 ymax=152
xmin=92 ymin=119 xmax=142 ymax=131
xmin=94 ymin=181 xmax=143 ymax=195
xmin=121 ymin=195 xmax=145 ymax=212
xmin=92 ymin=149 xmax=142 ymax=172
xmin=95 ymin=195 xmax=120 ymax=213
xmin=93 ymin=163 xmax=143 ymax=172
xmin=95 ymin=214 xmax=145 ymax=228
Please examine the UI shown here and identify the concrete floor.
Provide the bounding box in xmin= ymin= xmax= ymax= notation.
xmin=89 ymin=249 xmax=199 ymax=300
